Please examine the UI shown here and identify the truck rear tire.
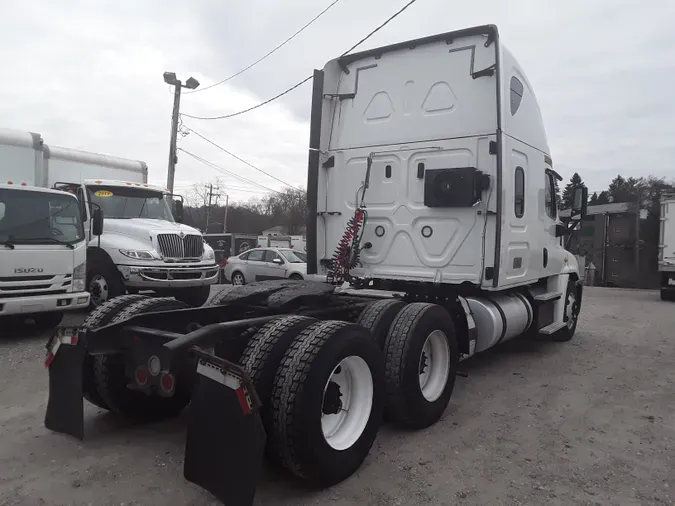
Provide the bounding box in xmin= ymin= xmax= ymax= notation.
xmin=31 ymin=311 xmax=64 ymax=330
xmin=661 ymin=288 xmax=675 ymax=302
xmin=270 ymin=321 xmax=384 ymax=486
xmin=87 ymin=260 xmax=124 ymax=308
xmin=93 ymin=297 xmax=193 ymax=420
xmin=552 ymin=280 xmax=581 ymax=342
xmin=239 ymin=315 xmax=318 ymax=462
xmin=81 ymin=294 xmax=147 ymax=410
xmin=356 ymin=299 xmax=407 ymax=348
xmin=173 ymin=286 xmax=211 ymax=307
xmin=383 ymin=303 xmax=459 ymax=429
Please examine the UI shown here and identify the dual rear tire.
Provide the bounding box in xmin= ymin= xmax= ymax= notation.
xmin=238 ymin=300 xmax=458 ymax=485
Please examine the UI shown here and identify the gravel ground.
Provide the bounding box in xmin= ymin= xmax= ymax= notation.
xmin=1 ymin=286 xmax=674 ymax=506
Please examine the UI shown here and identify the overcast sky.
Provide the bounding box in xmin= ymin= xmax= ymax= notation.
xmin=1 ymin=0 xmax=673 ymax=202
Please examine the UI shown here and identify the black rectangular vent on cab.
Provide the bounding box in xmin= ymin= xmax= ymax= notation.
xmin=423 ymin=167 xmax=489 ymax=208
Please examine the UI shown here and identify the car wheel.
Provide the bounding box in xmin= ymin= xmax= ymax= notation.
xmin=231 ymin=272 xmax=246 ymax=286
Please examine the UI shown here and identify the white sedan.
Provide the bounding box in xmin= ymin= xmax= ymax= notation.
xmin=221 ymin=247 xmax=311 ymax=285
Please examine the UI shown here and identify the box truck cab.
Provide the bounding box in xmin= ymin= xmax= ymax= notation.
xmin=55 ymin=177 xmax=218 ymax=307
xmin=659 ymin=193 xmax=675 ymax=301
xmin=0 ymin=183 xmax=92 ymax=327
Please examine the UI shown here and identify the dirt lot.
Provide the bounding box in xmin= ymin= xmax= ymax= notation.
xmin=1 ymin=286 xmax=674 ymax=506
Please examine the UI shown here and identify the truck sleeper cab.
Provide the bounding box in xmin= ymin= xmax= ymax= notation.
xmin=56 ymin=179 xmax=218 ymax=307
xmin=307 ymin=23 xmax=586 ymax=341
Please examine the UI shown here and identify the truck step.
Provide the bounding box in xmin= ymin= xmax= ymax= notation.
xmin=538 ymin=321 xmax=567 ymax=335
xmin=534 ymin=291 xmax=562 ymax=302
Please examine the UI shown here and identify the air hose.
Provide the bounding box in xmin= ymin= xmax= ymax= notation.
xmin=326 ymin=154 xmax=373 ymax=285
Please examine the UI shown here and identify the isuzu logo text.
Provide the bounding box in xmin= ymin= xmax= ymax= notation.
xmin=15 ymin=268 xmax=44 ymax=273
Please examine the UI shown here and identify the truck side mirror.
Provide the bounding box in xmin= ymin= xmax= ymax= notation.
xmin=92 ymin=208 xmax=104 ymax=236
xmin=173 ymin=199 xmax=184 ymax=223
xmin=571 ymin=186 xmax=588 ymax=219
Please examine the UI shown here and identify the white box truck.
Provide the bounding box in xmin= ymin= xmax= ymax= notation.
xmin=42 ymin=144 xmax=218 ymax=307
xmin=659 ymin=193 xmax=675 ymax=301
xmin=0 ymin=128 xmax=92 ymax=328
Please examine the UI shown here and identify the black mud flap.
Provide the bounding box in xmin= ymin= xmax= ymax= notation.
xmin=44 ymin=327 xmax=85 ymax=440
xmin=184 ymin=350 xmax=266 ymax=506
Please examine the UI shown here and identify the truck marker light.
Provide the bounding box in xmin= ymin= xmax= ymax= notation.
xmin=160 ymin=372 xmax=175 ymax=394
xmin=6 ymin=181 xmax=12 ymax=184
xmin=135 ymin=366 xmax=149 ymax=386
xmin=20 ymin=182 xmax=27 ymax=186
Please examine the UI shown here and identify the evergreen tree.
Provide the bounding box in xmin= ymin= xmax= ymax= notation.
xmin=596 ymin=191 xmax=610 ymax=204
xmin=561 ymin=172 xmax=587 ymax=209
xmin=589 ymin=192 xmax=599 ymax=205
xmin=607 ymin=175 xmax=641 ymax=203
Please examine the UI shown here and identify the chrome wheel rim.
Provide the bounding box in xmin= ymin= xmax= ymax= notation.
xmin=89 ymin=275 xmax=109 ymax=306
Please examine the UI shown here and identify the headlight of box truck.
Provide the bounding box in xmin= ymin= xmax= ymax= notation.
xmin=73 ymin=262 xmax=86 ymax=292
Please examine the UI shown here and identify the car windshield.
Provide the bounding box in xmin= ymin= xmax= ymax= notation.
xmin=87 ymin=185 xmax=174 ymax=221
xmin=280 ymin=249 xmax=306 ymax=263
xmin=0 ymin=188 xmax=84 ymax=244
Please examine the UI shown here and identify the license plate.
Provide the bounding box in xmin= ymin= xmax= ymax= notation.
xmin=45 ymin=327 xmax=79 ymax=368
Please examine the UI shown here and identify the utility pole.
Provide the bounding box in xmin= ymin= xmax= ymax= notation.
xmin=223 ymin=194 xmax=229 ymax=233
xmin=205 ymin=183 xmax=220 ymax=232
xmin=163 ymin=72 xmax=200 ymax=194
xmin=635 ymin=186 xmax=642 ymax=275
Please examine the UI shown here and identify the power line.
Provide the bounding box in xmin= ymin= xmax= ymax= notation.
xmin=179 ymin=148 xmax=280 ymax=194
xmin=181 ymin=76 xmax=312 ymax=120
xmin=340 ymin=0 xmax=420 ymax=56
xmin=185 ymin=0 xmax=343 ymax=95
xmin=181 ymin=0 xmax=422 ymax=121
xmin=182 ymin=125 xmax=301 ymax=190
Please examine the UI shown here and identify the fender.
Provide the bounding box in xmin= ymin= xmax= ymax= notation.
xmin=86 ymin=246 xmax=117 ymax=274
xmin=450 ymin=296 xmax=478 ymax=360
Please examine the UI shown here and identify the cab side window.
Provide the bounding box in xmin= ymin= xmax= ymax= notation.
xmin=545 ymin=172 xmax=557 ymax=219
xmin=76 ymin=187 xmax=88 ymax=221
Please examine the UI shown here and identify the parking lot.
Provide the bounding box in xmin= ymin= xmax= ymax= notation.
xmin=1 ymin=286 xmax=674 ymax=506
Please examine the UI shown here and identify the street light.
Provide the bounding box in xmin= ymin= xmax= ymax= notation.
xmin=164 ymin=72 xmax=200 ymax=193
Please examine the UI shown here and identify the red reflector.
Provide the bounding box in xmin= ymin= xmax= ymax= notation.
xmin=45 ymin=353 xmax=55 ymax=368
xmin=160 ymin=373 xmax=175 ymax=393
xmin=235 ymin=386 xmax=252 ymax=415
xmin=135 ymin=367 xmax=149 ymax=386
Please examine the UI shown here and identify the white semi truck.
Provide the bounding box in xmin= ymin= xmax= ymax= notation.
xmin=659 ymin=193 xmax=675 ymax=300
xmin=44 ymin=25 xmax=588 ymax=505
xmin=0 ymin=129 xmax=93 ymax=328
xmin=41 ymin=141 xmax=217 ymax=307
